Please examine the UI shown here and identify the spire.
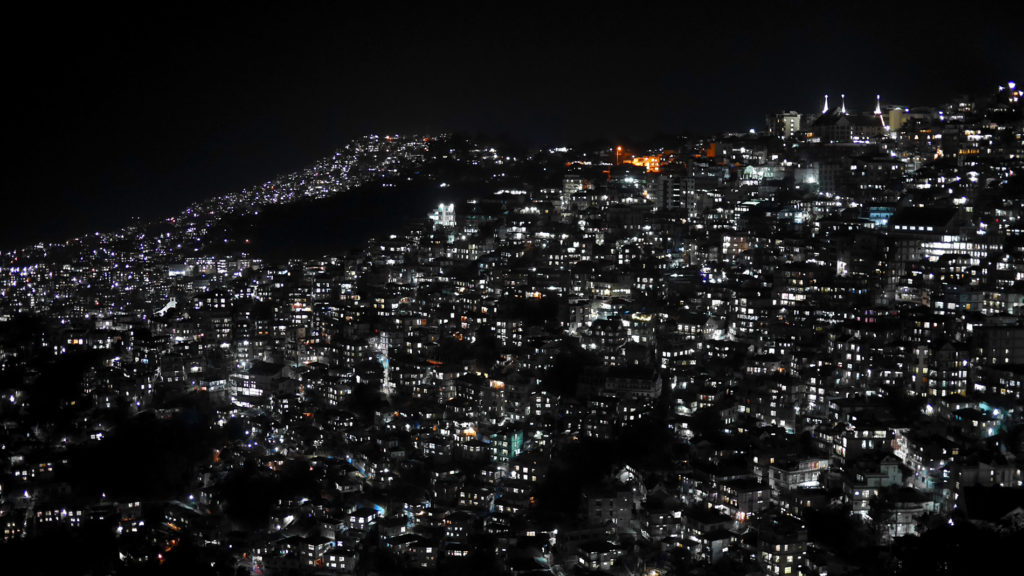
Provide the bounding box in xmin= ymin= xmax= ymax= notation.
xmin=841 ymin=93 xmax=847 ymax=115
xmin=823 ymin=94 xmax=829 ymax=114
xmin=875 ymin=94 xmax=889 ymax=132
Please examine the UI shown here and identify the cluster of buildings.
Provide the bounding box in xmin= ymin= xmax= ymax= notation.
xmin=1 ymin=82 xmax=1022 ymax=575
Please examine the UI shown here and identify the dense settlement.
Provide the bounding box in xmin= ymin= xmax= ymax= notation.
xmin=1 ymin=83 xmax=1023 ymax=575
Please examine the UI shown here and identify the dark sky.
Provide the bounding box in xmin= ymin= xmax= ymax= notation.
xmin=4 ymin=2 xmax=1022 ymax=249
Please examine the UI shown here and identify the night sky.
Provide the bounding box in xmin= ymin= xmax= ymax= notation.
xmin=4 ymin=2 xmax=1022 ymax=249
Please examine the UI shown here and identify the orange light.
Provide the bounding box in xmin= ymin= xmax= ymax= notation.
xmin=627 ymin=155 xmax=662 ymax=173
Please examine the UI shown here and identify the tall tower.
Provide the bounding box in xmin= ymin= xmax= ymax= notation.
xmin=874 ymin=94 xmax=889 ymax=132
